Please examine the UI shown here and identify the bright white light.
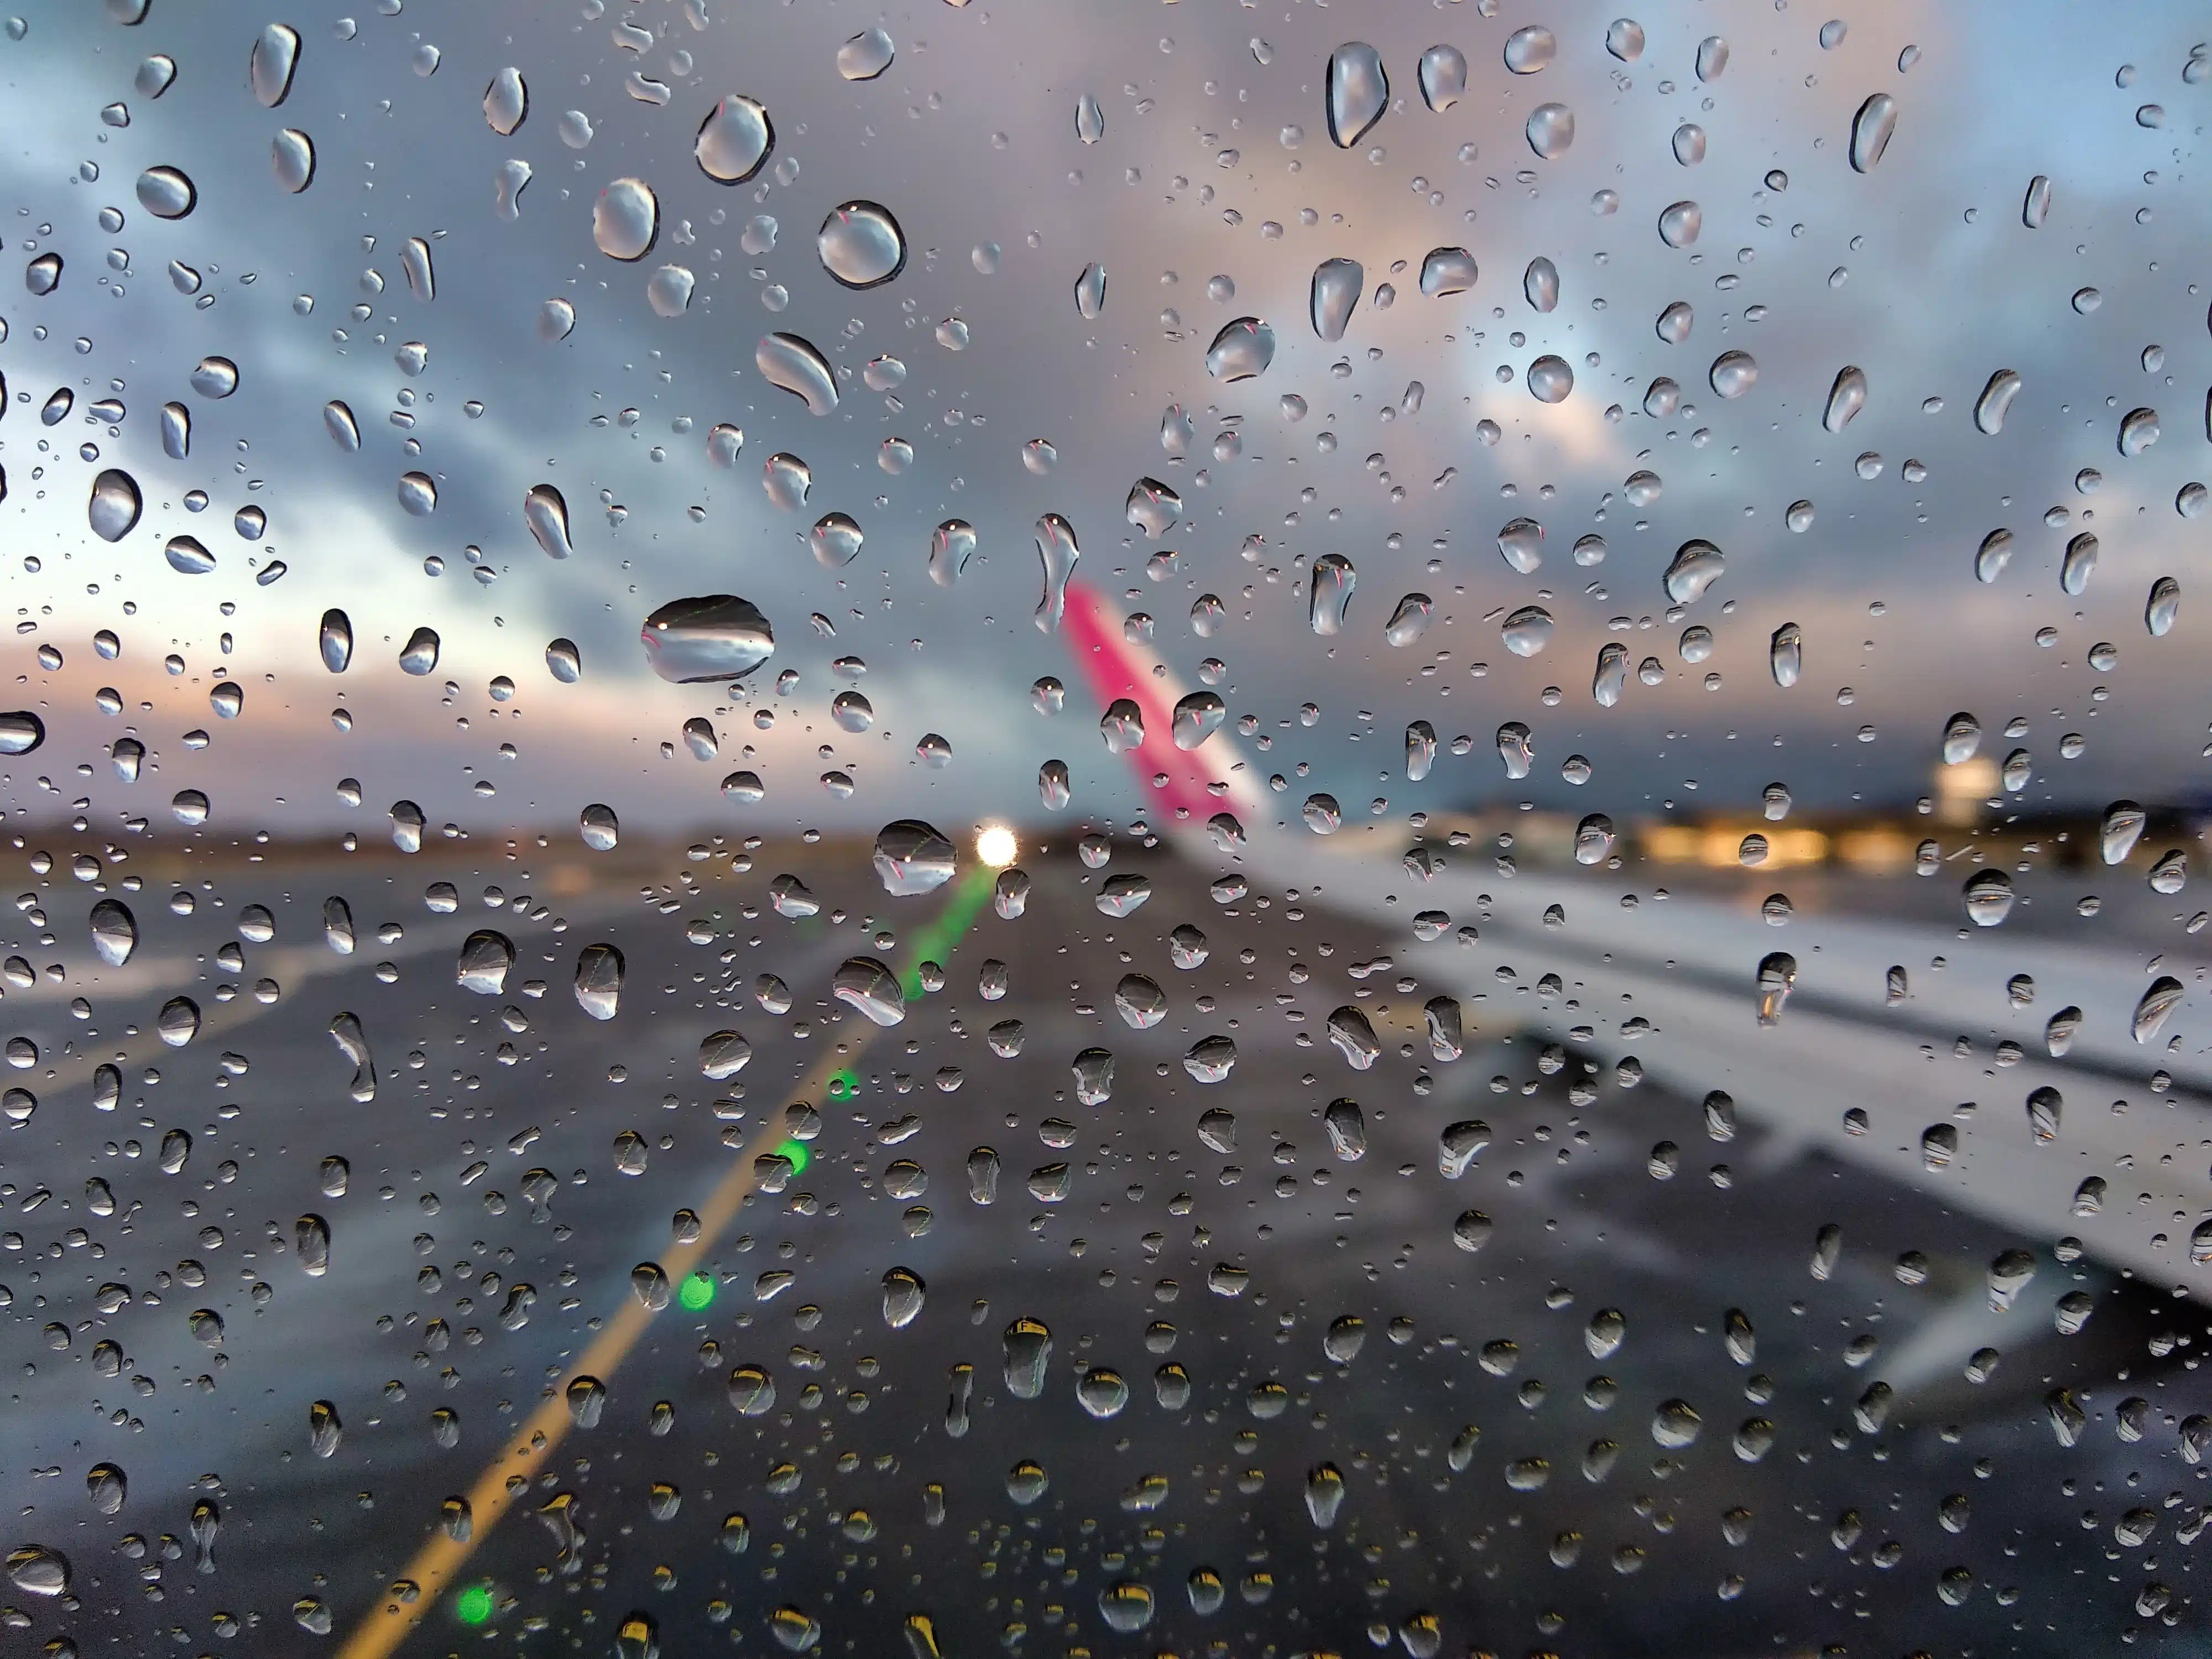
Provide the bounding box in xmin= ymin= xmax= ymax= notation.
xmin=975 ymin=824 xmax=1018 ymax=868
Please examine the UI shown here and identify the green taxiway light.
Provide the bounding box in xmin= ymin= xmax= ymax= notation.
xmin=777 ymin=1137 xmax=811 ymax=1175
xmin=826 ymin=1068 xmax=860 ymax=1100
xmin=455 ymin=1583 xmax=495 ymax=1626
xmin=678 ymin=1271 xmax=715 ymax=1312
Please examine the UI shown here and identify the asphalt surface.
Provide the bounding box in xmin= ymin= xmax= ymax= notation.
xmin=0 ymin=834 xmax=2203 ymax=1659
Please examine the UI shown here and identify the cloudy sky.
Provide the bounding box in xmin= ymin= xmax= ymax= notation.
xmin=1 ymin=0 xmax=2207 ymax=842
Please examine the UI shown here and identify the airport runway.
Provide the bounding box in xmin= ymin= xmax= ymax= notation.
xmin=0 ymin=834 xmax=2201 ymax=1659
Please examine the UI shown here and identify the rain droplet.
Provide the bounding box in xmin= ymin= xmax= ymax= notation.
xmin=838 ymin=28 xmax=894 ymax=81
xmin=539 ymin=296 xmax=576 ymax=341
xmin=1418 ymin=44 xmax=1466 ymax=111
xmin=1309 ymin=552 xmax=1355 ymax=635
xmin=928 ymin=519 xmax=975 ymax=587
xmin=1325 ymin=43 xmax=1387 ymax=148
xmin=1823 ymin=366 xmax=1867 ymax=432
xmin=2119 ymin=406 xmax=2159 ymax=457
xmin=525 ymin=483 xmax=572 ymax=557
xmin=1073 ymin=260 xmax=1106 ymax=319
xmin=1497 ymin=722 xmax=1533 ymax=779
xmin=2147 ymin=576 xmax=2180 ymax=637
xmin=641 ymin=595 xmax=773 ymax=684
xmin=810 ymin=512 xmax=864 ymax=568
xmin=484 ymin=66 xmax=527 ymax=135
xmin=575 ymin=943 xmax=624 ymax=1020
xmin=1034 ymin=513 xmax=1079 ymax=633
xmin=1525 ymin=103 xmax=1575 ymax=160
xmin=1606 ymin=18 xmax=1646 ymax=60
xmin=1973 ymin=369 xmax=2021 ymax=435
xmin=763 ymin=452 xmax=812 ymax=509
xmin=579 ymin=803 xmax=620 ymax=852
xmin=2022 ymin=175 xmax=2051 ymax=228
xmin=1310 ymin=257 xmax=1361 ymax=341
xmin=757 ymin=332 xmax=838 ymax=414
xmin=818 ymin=201 xmax=905 ymax=289
xmin=1498 ymin=517 xmax=1546 ymax=573
xmin=250 ymin=22 xmax=300 ymax=106
xmin=1770 ymin=623 xmax=1802 ymax=687
xmin=1672 ymin=121 xmax=1707 ymax=165
xmin=135 ymin=165 xmax=195 ymax=219
xmin=645 ymin=264 xmax=692 ymax=317
xmin=1171 ymin=691 xmax=1226 ymax=749
xmin=695 ymin=94 xmax=773 ymax=184
xmin=6 ymin=1547 xmax=69 ymax=1598
xmin=1504 ymin=25 xmax=1556 ymax=72
xmin=191 ymin=356 xmax=238 ymax=398
xmin=1663 ymin=540 xmax=1725 ymax=603
xmin=832 ymin=956 xmax=905 ymax=1026
xmin=2061 ymin=531 xmax=2098 ymax=596
xmin=1658 ymin=200 xmax=1702 ymax=248
xmin=1963 ymin=869 xmax=2014 ymax=926
xmin=593 ymin=178 xmax=659 ymax=260
xmin=873 ymin=821 xmax=956 ymax=896
xmin=1848 ymin=93 xmax=1896 ymax=173
xmin=322 ymin=399 xmax=361 ymax=451
xmin=397 ymin=472 xmax=436 ymax=516
xmin=1695 ymin=35 xmax=1730 ymax=80
xmin=271 ymin=129 xmax=315 ymax=192
xmin=88 ymin=468 xmax=141 ymax=541
xmin=1419 ymin=247 xmax=1476 ymax=296
xmin=158 ymin=995 xmax=201 ymax=1046
xmin=1205 ymin=316 xmax=1275 ymax=380
xmin=89 ymin=899 xmax=135 ymax=967
xmin=881 ymin=1266 xmax=926 ymax=1329
xmin=397 ymin=627 xmax=440 ymax=676
xmin=1709 ymin=351 xmax=1757 ymax=398
xmin=1125 ymin=477 xmax=1182 ymax=536
xmin=1523 ymin=257 xmax=1560 ymax=314
xmin=1527 ymin=354 xmax=1573 ymax=402
xmin=1385 ymin=593 xmax=1433 ymax=646
xmin=136 ymin=54 xmax=176 ymax=97
xmin=456 ymin=929 xmax=514 ymax=994
xmin=1501 ymin=606 xmax=1553 ymax=656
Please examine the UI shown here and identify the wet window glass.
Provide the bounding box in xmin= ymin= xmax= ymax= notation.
xmin=1 ymin=3 xmax=2208 ymax=1656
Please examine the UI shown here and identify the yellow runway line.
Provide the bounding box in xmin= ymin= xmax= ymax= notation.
xmin=334 ymin=1041 xmax=858 ymax=1659
xmin=336 ymin=860 xmax=999 ymax=1659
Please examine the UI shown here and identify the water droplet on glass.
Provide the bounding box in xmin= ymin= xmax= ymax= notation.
xmin=641 ymin=594 xmax=774 ymax=683
xmin=1658 ymin=200 xmax=1702 ymax=248
xmin=1695 ymin=35 xmax=1730 ymax=80
xmin=757 ymin=332 xmax=838 ymax=414
xmin=270 ymin=129 xmax=315 ymax=192
xmin=579 ymin=803 xmax=620 ymax=852
xmin=1074 ymin=91 xmax=1105 ymax=143
xmin=810 ymin=512 xmax=864 ymax=568
xmin=1606 ymin=18 xmax=1646 ymax=60
xmin=1524 ymin=259 xmax=1565 ymax=316
xmin=818 ymin=201 xmax=905 ymax=289
xmin=1709 ymin=350 xmax=1756 ymax=398
xmin=1205 ymin=316 xmax=1274 ymax=380
xmin=456 ymin=929 xmax=514 ymax=995
xmin=645 ymin=264 xmax=692 ymax=317
xmin=2146 ymin=576 xmax=2180 ymax=637
xmin=88 ymin=468 xmax=140 ymax=541
xmin=1033 ymin=513 xmax=1080 ymax=633
xmin=838 ymin=28 xmax=894 ymax=81
xmin=1770 ymin=623 xmax=1802 ymax=687
xmin=396 ymin=471 xmax=436 ymax=515
xmin=1504 ymin=25 xmax=1556 ymax=73
xmin=164 ymin=534 xmax=213 ymax=574
xmin=1418 ymin=44 xmax=1466 ymax=111
xmin=1962 ymin=869 xmax=2014 ymax=926
xmin=2118 ymin=406 xmax=2159 ymax=457
xmin=1385 ymin=593 xmax=1433 ymax=646
xmin=1419 ymin=247 xmax=1476 ymax=296
xmin=1171 ymin=691 xmax=1225 ymax=749
xmin=833 ymin=956 xmax=905 ymax=1026
xmin=525 ymin=482 xmax=572 ymax=557
xmin=1309 ymin=257 xmax=1361 ymax=341
xmin=763 ymin=452 xmax=813 ymax=510
xmin=1823 ymin=366 xmax=1866 ymax=432
xmin=251 ymin=22 xmax=300 ymax=106
xmin=157 ymin=994 xmax=201 ymax=1047
xmin=1672 ymin=121 xmax=1707 ymax=165
xmin=484 ymin=66 xmax=526 ymax=134
xmin=6 ymin=1547 xmax=69 ymax=1598
xmin=88 ymin=898 xmax=135 ymax=967
xmin=2061 ymin=531 xmax=2098 ymax=596
xmin=927 ymin=519 xmax=975 ymax=588
xmin=593 ymin=178 xmax=658 ymax=260
xmin=1527 ymin=354 xmax=1573 ymax=401
xmin=1073 ymin=260 xmax=1106 ymax=319
xmin=1309 ymin=552 xmax=1355 ymax=635
xmin=1325 ymin=43 xmax=1387 ymax=148
xmin=135 ymin=165 xmax=194 ymax=219
xmin=695 ymin=94 xmax=773 ymax=184
xmin=1848 ymin=92 xmax=1896 ymax=172
xmin=1663 ymin=540 xmax=1725 ymax=603
xmin=137 ymin=53 xmax=175 ymax=97
xmin=574 ymin=942 xmax=624 ymax=1020
xmin=1520 ymin=102 xmax=1574 ymax=161
xmin=1501 ymin=606 xmax=1553 ymax=657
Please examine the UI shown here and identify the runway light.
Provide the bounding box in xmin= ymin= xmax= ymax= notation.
xmin=678 ymin=1271 xmax=715 ymax=1311
xmin=455 ymin=1584 xmax=495 ymax=1626
xmin=975 ymin=823 xmax=1018 ymax=868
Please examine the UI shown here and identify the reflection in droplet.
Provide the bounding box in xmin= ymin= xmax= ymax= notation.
xmin=324 ymin=399 xmax=360 ymax=451
xmin=1501 ymin=606 xmax=1553 ymax=657
xmin=1034 ymin=514 xmax=1079 ymax=633
xmin=1527 ymin=355 xmax=1573 ymax=402
xmin=1663 ymin=540 xmax=1725 ymax=603
xmin=89 ymin=899 xmax=136 ymax=967
xmin=88 ymin=469 xmax=142 ymax=542
xmin=1418 ymin=45 xmax=1466 ymax=111
xmin=1325 ymin=43 xmax=1387 ymax=147
xmin=191 ymin=357 xmax=239 ymax=398
xmin=757 ymin=332 xmax=838 ymax=414
xmin=1657 ymin=200 xmax=1702 ymax=248
xmin=456 ymin=929 xmax=514 ymax=995
xmin=1419 ymin=247 xmax=1476 ymax=296
xmin=833 ymin=956 xmax=905 ymax=1026
xmin=1385 ymin=593 xmax=1433 ymax=646
xmin=1963 ymin=869 xmax=2015 ymax=926
xmin=763 ymin=453 xmax=812 ymax=509
xmin=1205 ymin=316 xmax=1275 ymax=381
xmin=1770 ymin=623 xmax=1803 ymax=687
xmin=484 ymin=66 xmax=528 ymax=135
xmin=640 ymin=595 xmax=774 ymax=684
xmin=271 ymin=129 xmax=315 ymax=192
xmin=818 ymin=201 xmax=905 ymax=289
xmin=1848 ymin=93 xmax=1896 ymax=173
xmin=1073 ymin=260 xmax=1106 ymax=320
xmin=2146 ymin=576 xmax=2180 ymax=638
xmin=580 ymin=804 xmax=620 ymax=852
xmin=1296 ymin=257 xmax=1364 ymax=344
xmin=1975 ymin=528 xmax=2013 ymax=583
xmin=592 ymin=178 xmax=659 ymax=260
xmin=874 ymin=821 xmax=956 ymax=896
xmin=134 ymin=165 xmax=195 ymax=220
xmin=1172 ymin=691 xmax=1226 ymax=749
xmin=160 ymin=401 xmax=190 ymax=460
xmin=810 ymin=512 xmax=864 ymax=568
xmin=525 ymin=483 xmax=572 ymax=558
xmin=1525 ymin=103 xmax=1575 ymax=160
xmin=1310 ymin=553 xmax=1355 ymax=636
xmin=2118 ymin=406 xmax=2159 ymax=458
xmin=928 ymin=519 xmax=975 ymax=588
xmin=164 ymin=534 xmax=214 ymax=575
xmin=2060 ymin=531 xmax=2098 ymax=596
xmin=398 ymin=627 xmax=440 ymax=676
xmin=695 ymin=94 xmax=773 ymax=184
xmin=575 ymin=943 xmax=625 ymax=1020
xmin=1709 ymin=351 xmax=1757 ymax=398
xmin=1974 ymin=369 xmax=2021 ymax=435
xmin=1125 ymin=477 xmax=1182 ymax=536
xmin=250 ymin=22 xmax=301 ymax=107
xmin=320 ymin=609 xmax=352 ymax=672
xmin=1823 ymin=366 xmax=1866 ymax=432
xmin=838 ymin=28 xmax=894 ymax=81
